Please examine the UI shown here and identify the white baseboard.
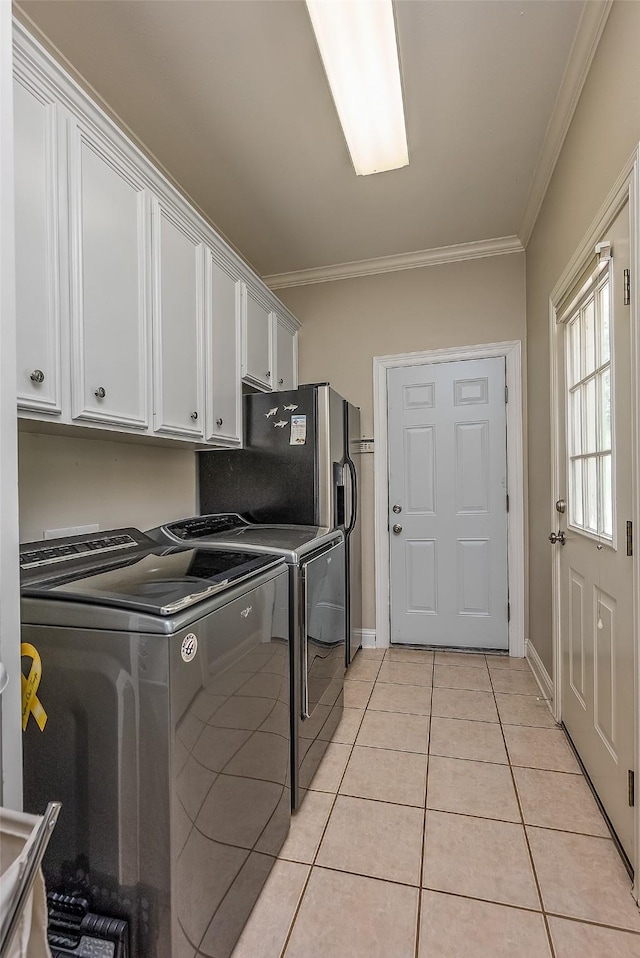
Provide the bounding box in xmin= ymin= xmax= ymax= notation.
xmin=526 ymin=638 xmax=555 ymax=718
xmin=357 ymin=629 xmax=377 ymax=649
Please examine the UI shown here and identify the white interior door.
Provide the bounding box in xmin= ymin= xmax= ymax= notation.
xmin=388 ymin=358 xmax=508 ymax=649
xmin=556 ymin=202 xmax=635 ymax=865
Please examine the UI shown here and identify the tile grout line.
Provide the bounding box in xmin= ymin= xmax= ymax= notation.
xmin=487 ymin=662 xmax=558 ymax=958
xmin=415 ymin=648 xmax=437 ymax=958
xmin=277 ymin=653 xmax=382 ymax=958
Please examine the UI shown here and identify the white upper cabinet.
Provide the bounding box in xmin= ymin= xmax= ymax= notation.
xmin=151 ymin=198 xmax=204 ymax=439
xmin=68 ymin=118 xmax=150 ymax=430
xmin=14 ymin=72 xmax=62 ymax=415
xmin=242 ymin=284 xmax=273 ymax=390
xmin=205 ymin=250 xmax=242 ymax=446
xmin=13 ymin=25 xmax=300 ymax=445
xmin=272 ymin=312 xmax=298 ymax=391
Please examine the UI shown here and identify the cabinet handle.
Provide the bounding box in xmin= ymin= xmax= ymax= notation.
xmin=216 ymin=417 xmax=224 ymax=427
xmin=191 ymin=411 xmax=198 ymax=421
xmin=30 ymin=369 xmax=45 ymax=384
xmin=279 ymin=378 xmax=284 ymax=385
xmin=266 ymin=371 xmax=271 ymax=378
xmin=94 ymin=386 xmax=106 ymax=399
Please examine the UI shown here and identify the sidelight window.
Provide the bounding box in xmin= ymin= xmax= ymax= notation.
xmin=565 ymin=271 xmax=613 ymax=539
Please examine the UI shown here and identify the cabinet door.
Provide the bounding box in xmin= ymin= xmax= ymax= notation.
xmin=273 ymin=313 xmax=298 ymax=391
xmin=69 ymin=121 xmax=149 ymax=429
xmin=152 ymin=198 xmax=204 ymax=439
xmin=14 ymin=73 xmax=62 ymax=415
xmin=242 ymin=285 xmax=272 ymax=390
xmin=205 ymin=250 xmax=242 ymax=446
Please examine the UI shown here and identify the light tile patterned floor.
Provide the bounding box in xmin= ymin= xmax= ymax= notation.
xmin=232 ymin=648 xmax=640 ymax=958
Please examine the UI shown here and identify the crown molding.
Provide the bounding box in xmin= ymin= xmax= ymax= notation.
xmin=518 ymin=0 xmax=613 ymax=248
xmin=263 ymin=235 xmax=524 ymax=289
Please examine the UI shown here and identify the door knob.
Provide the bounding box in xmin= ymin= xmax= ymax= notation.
xmin=392 ymin=504 xmax=402 ymax=514
xmin=191 ymin=411 xmax=198 ymax=421
xmin=555 ymin=499 xmax=566 ymax=514
xmin=549 ymin=531 xmax=566 ymax=545
xmin=216 ymin=417 xmax=224 ymax=427
xmin=392 ymin=524 xmax=402 ymax=535
xmin=94 ymin=386 xmax=106 ymax=399
xmin=30 ymin=369 xmax=45 ymax=384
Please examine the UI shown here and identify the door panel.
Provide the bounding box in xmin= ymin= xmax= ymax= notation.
xmin=455 ymin=421 xmax=490 ymax=512
xmin=69 ymin=121 xmax=149 ymax=429
xmin=406 ymin=540 xmax=437 ymax=613
xmin=405 ymin=427 xmax=435 ymax=512
xmin=152 ymin=198 xmax=204 ymax=439
xmin=243 ymin=286 xmax=272 ymax=390
xmin=14 ymin=75 xmax=61 ymax=415
xmin=388 ymin=357 xmax=508 ymax=649
xmin=557 ymin=201 xmax=634 ymax=864
xmin=205 ymin=250 xmax=242 ymax=446
xmin=457 ymin=539 xmax=490 ymax=615
xmin=274 ymin=314 xmax=297 ymax=391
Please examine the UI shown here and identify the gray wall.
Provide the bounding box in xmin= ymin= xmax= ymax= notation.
xmin=18 ymin=431 xmax=196 ymax=541
xmin=526 ymin=0 xmax=640 ymax=674
xmin=279 ymin=252 xmax=526 ymax=633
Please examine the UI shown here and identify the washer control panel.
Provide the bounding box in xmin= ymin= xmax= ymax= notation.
xmin=20 ymin=532 xmax=139 ymax=570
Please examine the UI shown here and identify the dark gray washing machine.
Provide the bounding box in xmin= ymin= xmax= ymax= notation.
xmin=147 ymin=515 xmax=346 ymax=809
xmin=19 ymin=528 xmax=290 ymax=958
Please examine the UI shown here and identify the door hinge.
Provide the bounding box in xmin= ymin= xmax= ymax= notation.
xmin=624 ymin=268 xmax=631 ymax=307
xmin=627 ymin=520 xmax=633 ymax=557
xmin=506 ymin=494 xmax=510 ymax=513
xmin=629 ymin=770 xmax=635 ymax=807
xmin=505 ymin=385 xmax=509 ymax=404
xmin=507 ymin=601 xmax=511 ymax=622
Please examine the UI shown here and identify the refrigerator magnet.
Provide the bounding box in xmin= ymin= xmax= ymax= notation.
xmin=290 ymin=414 xmax=307 ymax=445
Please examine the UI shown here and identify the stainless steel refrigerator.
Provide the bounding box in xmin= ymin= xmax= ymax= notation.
xmin=198 ymin=383 xmax=362 ymax=665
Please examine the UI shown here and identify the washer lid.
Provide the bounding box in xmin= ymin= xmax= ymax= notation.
xmin=21 ymin=547 xmax=282 ymax=616
xmin=160 ymin=514 xmax=336 ymax=557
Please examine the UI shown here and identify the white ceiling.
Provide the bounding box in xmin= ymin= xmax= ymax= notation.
xmin=17 ymin=0 xmax=593 ymax=279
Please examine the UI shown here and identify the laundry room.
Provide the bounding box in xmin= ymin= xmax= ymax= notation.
xmin=2 ymin=2 xmax=640 ymax=957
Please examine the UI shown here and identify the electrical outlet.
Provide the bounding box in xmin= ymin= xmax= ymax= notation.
xmin=44 ymin=524 xmax=99 ymax=540
xmin=44 ymin=527 xmax=74 ymax=540
xmin=75 ymin=524 xmax=99 ymax=536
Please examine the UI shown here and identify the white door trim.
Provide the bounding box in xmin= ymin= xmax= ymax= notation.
xmin=548 ymin=145 xmax=640 ymax=894
xmin=373 ymin=340 xmax=525 ymax=656
xmin=0 ymin=4 xmax=23 ymax=809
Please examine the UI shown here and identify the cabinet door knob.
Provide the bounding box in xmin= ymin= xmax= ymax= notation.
xmin=266 ymin=371 xmax=271 ymax=378
xmin=279 ymin=378 xmax=284 ymax=385
xmin=191 ymin=411 xmax=198 ymax=421
xmin=30 ymin=369 xmax=45 ymax=384
xmin=216 ymin=417 xmax=224 ymax=427
xmin=94 ymin=386 xmax=106 ymax=399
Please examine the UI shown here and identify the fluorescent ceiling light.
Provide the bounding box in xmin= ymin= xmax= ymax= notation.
xmin=306 ymin=0 xmax=409 ymax=176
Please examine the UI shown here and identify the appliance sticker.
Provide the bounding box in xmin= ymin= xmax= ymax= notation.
xmin=181 ymin=633 xmax=198 ymax=663
xmin=290 ymin=414 xmax=307 ymax=445
xmin=21 ymin=642 xmax=48 ymax=731
xmin=265 ymin=407 xmax=279 ymax=418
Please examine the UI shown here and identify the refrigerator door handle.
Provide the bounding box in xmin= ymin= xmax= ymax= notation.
xmin=301 ymin=565 xmax=310 ymax=719
xmin=345 ymin=455 xmax=358 ymax=536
